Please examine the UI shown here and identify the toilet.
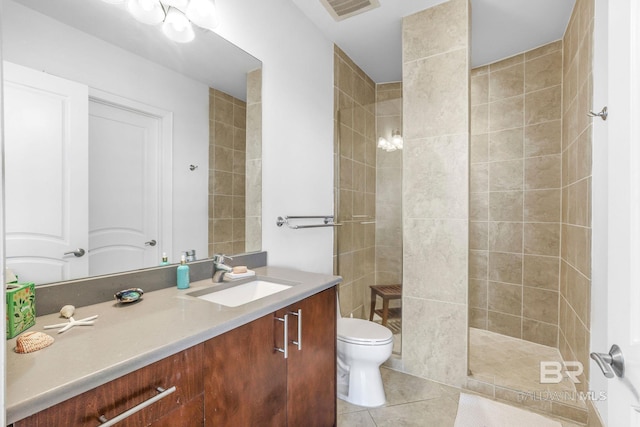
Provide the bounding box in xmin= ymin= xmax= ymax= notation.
xmin=336 ymin=306 xmax=394 ymax=407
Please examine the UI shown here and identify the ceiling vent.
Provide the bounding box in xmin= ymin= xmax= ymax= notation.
xmin=320 ymin=0 xmax=380 ymax=21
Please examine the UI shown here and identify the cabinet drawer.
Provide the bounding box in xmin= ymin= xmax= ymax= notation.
xmin=15 ymin=344 xmax=204 ymax=427
xmin=150 ymin=394 xmax=204 ymax=427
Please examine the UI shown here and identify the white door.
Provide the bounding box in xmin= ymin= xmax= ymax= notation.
xmin=88 ymin=99 xmax=161 ymax=276
xmin=3 ymin=61 xmax=89 ymax=284
xmin=602 ymin=0 xmax=640 ymax=425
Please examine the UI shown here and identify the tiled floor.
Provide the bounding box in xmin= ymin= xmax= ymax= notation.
xmin=468 ymin=328 xmax=586 ymax=412
xmin=337 ymin=367 xmax=585 ymax=426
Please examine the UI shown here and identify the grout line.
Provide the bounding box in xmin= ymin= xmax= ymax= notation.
xmin=402 ymin=45 xmax=468 ymax=67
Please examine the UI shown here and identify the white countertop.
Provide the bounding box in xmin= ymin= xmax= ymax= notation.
xmin=6 ymin=266 xmax=341 ymax=424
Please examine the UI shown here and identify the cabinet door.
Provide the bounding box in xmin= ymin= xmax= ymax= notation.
xmin=14 ymin=344 xmax=203 ymax=427
xmin=286 ymin=287 xmax=337 ymax=426
xmin=204 ymin=314 xmax=287 ymax=426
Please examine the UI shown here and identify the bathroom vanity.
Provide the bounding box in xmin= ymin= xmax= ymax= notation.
xmin=6 ymin=266 xmax=339 ymax=426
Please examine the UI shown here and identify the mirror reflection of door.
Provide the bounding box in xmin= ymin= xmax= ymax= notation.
xmin=88 ymin=99 xmax=162 ymax=277
xmin=4 ymin=61 xmax=169 ymax=284
xmin=4 ymin=61 xmax=89 ymax=284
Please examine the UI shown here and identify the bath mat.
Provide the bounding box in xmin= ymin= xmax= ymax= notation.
xmin=454 ymin=393 xmax=562 ymax=427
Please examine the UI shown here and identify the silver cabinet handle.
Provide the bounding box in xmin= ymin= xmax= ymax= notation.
xmin=275 ymin=314 xmax=288 ymax=359
xmin=145 ymin=240 xmax=157 ymax=246
xmin=63 ymin=248 xmax=85 ymax=257
xmin=590 ymin=344 xmax=625 ymax=378
xmin=289 ymin=309 xmax=302 ymax=350
xmin=97 ymin=386 xmax=176 ymax=426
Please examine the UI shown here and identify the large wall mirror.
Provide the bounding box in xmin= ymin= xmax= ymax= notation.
xmin=3 ymin=0 xmax=262 ymax=286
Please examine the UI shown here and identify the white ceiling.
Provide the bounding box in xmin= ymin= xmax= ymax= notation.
xmin=12 ymin=0 xmax=576 ymax=92
xmin=291 ymin=0 xmax=576 ymax=83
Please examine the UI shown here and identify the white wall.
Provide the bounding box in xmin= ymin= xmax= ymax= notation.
xmin=214 ymin=0 xmax=335 ymax=274
xmin=2 ymin=1 xmax=209 ymax=263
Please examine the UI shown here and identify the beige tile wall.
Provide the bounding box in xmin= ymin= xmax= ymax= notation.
xmin=245 ymin=68 xmax=262 ymax=253
xmin=209 ymin=89 xmax=247 ymax=256
xmin=561 ymin=0 xmax=594 ymax=397
xmin=469 ymin=41 xmax=563 ymax=347
xmin=375 ymin=82 xmax=403 ymax=290
xmin=334 ymin=45 xmax=377 ymax=317
xmin=401 ymin=0 xmax=469 ymax=386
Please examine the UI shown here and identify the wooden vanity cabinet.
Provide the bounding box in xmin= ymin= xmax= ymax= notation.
xmin=283 ymin=287 xmax=336 ymax=426
xmin=12 ymin=286 xmax=337 ymax=427
xmin=14 ymin=344 xmax=204 ymax=427
xmin=149 ymin=395 xmax=204 ymax=426
xmin=205 ymin=287 xmax=337 ymax=426
xmin=204 ymin=309 xmax=288 ymax=425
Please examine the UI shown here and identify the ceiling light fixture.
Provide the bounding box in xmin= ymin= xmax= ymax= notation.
xmin=162 ymin=7 xmax=195 ymax=43
xmin=377 ymin=129 xmax=403 ymax=152
xmin=102 ymin=0 xmax=219 ymax=43
xmin=128 ymin=0 xmax=165 ymax=25
xmin=186 ymin=0 xmax=219 ymax=30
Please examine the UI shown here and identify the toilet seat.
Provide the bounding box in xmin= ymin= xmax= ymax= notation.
xmin=337 ymin=318 xmax=393 ymax=346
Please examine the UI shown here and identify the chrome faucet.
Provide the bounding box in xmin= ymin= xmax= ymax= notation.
xmin=212 ymin=254 xmax=233 ymax=282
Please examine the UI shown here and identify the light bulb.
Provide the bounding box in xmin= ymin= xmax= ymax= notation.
xmin=127 ymin=0 xmax=165 ymax=25
xmin=391 ymin=129 xmax=403 ymax=149
xmin=186 ymin=0 xmax=219 ymax=30
xmin=378 ymin=137 xmax=396 ymax=152
xmin=163 ymin=7 xmax=195 ymax=43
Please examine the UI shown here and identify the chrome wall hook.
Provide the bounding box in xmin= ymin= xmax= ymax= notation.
xmin=588 ymin=106 xmax=608 ymax=121
xmin=189 ymin=164 xmax=198 ymax=171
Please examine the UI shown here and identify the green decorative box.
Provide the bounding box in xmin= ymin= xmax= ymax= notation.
xmin=6 ymin=282 xmax=36 ymax=339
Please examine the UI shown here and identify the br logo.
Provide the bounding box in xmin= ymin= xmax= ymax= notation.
xmin=540 ymin=361 xmax=584 ymax=384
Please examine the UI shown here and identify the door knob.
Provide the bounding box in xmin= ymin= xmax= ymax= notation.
xmin=590 ymin=344 xmax=625 ymax=378
xmin=64 ymin=248 xmax=86 ymax=258
xmin=145 ymin=240 xmax=157 ymax=247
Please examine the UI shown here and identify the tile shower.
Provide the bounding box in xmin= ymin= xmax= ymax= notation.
xmin=469 ymin=41 xmax=564 ymax=348
xmin=209 ymin=68 xmax=262 ymax=257
xmin=334 ymin=0 xmax=598 ymax=424
xmin=333 ymin=46 xmax=404 ymax=351
xmin=209 ymin=88 xmax=248 ymax=256
xmin=467 ymin=0 xmax=597 ymax=424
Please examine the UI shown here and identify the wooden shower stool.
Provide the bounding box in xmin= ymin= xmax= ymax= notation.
xmin=369 ymin=284 xmax=402 ymax=327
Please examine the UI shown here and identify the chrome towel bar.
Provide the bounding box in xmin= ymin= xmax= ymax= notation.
xmin=276 ymin=215 xmax=342 ymax=229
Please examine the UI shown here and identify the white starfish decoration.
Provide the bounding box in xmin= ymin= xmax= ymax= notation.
xmin=44 ymin=315 xmax=99 ymax=334
xmin=44 ymin=305 xmax=99 ymax=334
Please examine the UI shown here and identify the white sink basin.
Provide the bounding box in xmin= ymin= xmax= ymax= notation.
xmin=192 ymin=280 xmax=292 ymax=307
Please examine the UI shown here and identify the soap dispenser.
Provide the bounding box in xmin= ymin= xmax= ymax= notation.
xmin=160 ymin=252 xmax=169 ymax=266
xmin=176 ymin=255 xmax=190 ymax=289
